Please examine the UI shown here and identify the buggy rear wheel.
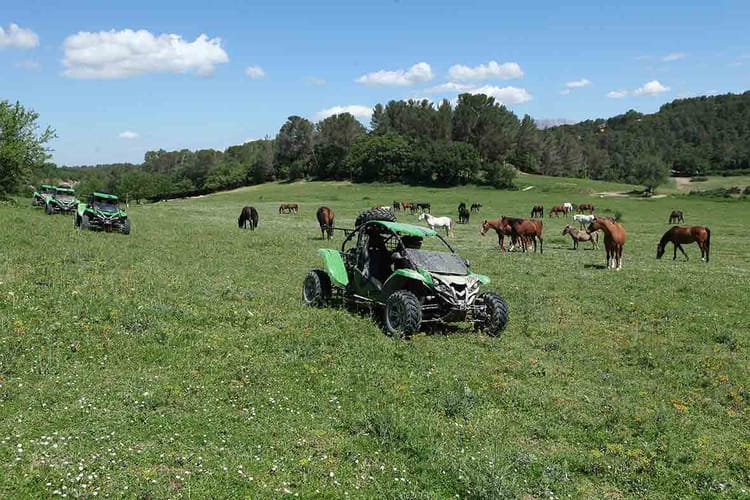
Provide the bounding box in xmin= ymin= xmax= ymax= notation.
xmin=81 ymin=214 xmax=91 ymax=231
xmin=45 ymin=203 xmax=53 ymax=215
xmin=384 ymin=290 xmax=421 ymax=338
xmin=355 ymin=208 xmax=397 ymax=227
xmin=476 ymin=292 xmax=509 ymax=336
xmin=303 ymin=269 xmax=331 ymax=307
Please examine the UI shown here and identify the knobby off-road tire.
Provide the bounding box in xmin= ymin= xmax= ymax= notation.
xmin=302 ymin=269 xmax=331 ymax=307
xmin=45 ymin=203 xmax=54 ymax=215
xmin=81 ymin=214 xmax=91 ymax=231
xmin=477 ymin=292 xmax=509 ymax=337
xmin=121 ymin=219 xmax=131 ymax=235
xmin=355 ymin=208 xmax=397 ymax=227
xmin=384 ymin=290 xmax=422 ymax=338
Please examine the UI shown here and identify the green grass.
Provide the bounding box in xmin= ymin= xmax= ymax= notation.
xmin=664 ymin=175 xmax=750 ymax=193
xmin=1 ymin=178 xmax=749 ymax=498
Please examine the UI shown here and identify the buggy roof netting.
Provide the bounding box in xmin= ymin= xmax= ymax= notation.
xmin=368 ymin=220 xmax=437 ymax=237
xmin=93 ymin=192 xmax=119 ymax=200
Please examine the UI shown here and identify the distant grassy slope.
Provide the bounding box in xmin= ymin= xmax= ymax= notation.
xmin=1 ymin=180 xmax=748 ymax=498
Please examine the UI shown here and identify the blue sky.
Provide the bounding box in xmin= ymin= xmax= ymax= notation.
xmin=2 ymin=0 xmax=748 ymax=166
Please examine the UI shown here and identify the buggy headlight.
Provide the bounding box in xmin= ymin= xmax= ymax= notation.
xmin=466 ymin=275 xmax=480 ymax=290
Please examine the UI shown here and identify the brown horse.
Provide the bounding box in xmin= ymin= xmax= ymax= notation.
xmin=577 ymin=203 xmax=595 ymax=214
xmin=500 ymin=216 xmax=543 ymax=253
xmin=549 ymin=205 xmax=566 ymax=217
xmin=480 ymin=218 xmax=521 ymax=251
xmin=587 ymin=217 xmax=626 ymax=270
xmin=657 ymin=226 xmax=710 ymax=262
xmin=238 ymin=206 xmax=258 ymax=230
xmin=401 ymin=202 xmax=416 ymax=214
xmin=530 ymin=205 xmax=544 ymax=218
xmin=668 ymin=210 xmax=684 ymax=224
xmin=279 ymin=203 xmax=299 ymax=214
xmin=316 ymin=206 xmax=335 ymax=239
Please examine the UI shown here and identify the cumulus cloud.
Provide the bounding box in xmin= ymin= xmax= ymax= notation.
xmin=62 ymin=29 xmax=229 ymax=79
xmin=565 ymin=78 xmax=591 ymax=88
xmin=632 ymin=80 xmax=670 ymax=96
xmin=448 ymin=60 xmax=524 ymax=81
xmin=607 ymin=89 xmax=629 ymax=99
xmin=355 ymin=62 xmax=433 ymax=86
xmin=118 ymin=131 xmax=139 ymax=139
xmin=0 ymin=23 xmax=39 ymax=49
xmin=607 ymin=80 xmax=670 ymax=98
xmin=661 ymin=52 xmax=686 ymax=62
xmin=424 ymin=82 xmax=474 ymax=94
xmin=315 ymin=105 xmax=372 ymax=120
xmin=467 ymin=85 xmax=532 ymax=105
xmin=245 ymin=65 xmax=266 ymax=79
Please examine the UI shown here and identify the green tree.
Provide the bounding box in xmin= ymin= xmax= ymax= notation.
xmin=314 ymin=113 xmax=366 ymax=179
xmin=275 ymin=116 xmax=315 ymax=179
xmin=0 ymin=100 xmax=56 ymax=196
xmin=452 ymin=93 xmax=520 ymax=162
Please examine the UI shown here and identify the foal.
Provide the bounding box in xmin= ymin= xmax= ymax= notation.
xmin=562 ymin=224 xmax=598 ymax=250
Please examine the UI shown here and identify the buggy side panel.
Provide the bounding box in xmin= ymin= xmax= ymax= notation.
xmin=470 ymin=272 xmax=490 ymax=285
xmin=381 ymin=268 xmax=432 ymax=297
xmin=318 ymin=249 xmax=349 ymax=287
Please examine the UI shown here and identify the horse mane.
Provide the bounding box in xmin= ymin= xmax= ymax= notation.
xmin=658 ymin=227 xmax=674 ymax=248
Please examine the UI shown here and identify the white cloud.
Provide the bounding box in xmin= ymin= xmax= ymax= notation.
xmin=16 ymin=59 xmax=40 ymax=70
xmin=118 ymin=131 xmax=139 ymax=139
xmin=661 ymin=52 xmax=686 ymax=62
xmin=565 ymin=78 xmax=591 ymax=88
xmin=355 ymin=62 xmax=433 ymax=86
xmin=315 ymin=105 xmax=372 ymax=120
xmin=245 ymin=65 xmax=266 ymax=79
xmin=306 ymin=76 xmax=326 ymax=86
xmin=62 ymin=29 xmax=229 ymax=79
xmin=424 ymin=82 xmax=474 ymax=94
xmin=559 ymin=88 xmax=571 ymax=96
xmin=448 ymin=60 xmax=524 ymax=81
xmin=0 ymin=23 xmax=39 ymax=49
xmin=632 ymin=79 xmax=670 ymax=96
xmin=607 ymin=90 xmax=629 ymax=99
xmin=467 ymin=85 xmax=532 ymax=105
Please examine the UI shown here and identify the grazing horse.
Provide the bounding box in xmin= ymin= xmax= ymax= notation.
xmin=500 ymin=216 xmax=543 ymax=253
xmin=458 ymin=205 xmax=470 ymax=224
xmin=530 ymin=205 xmax=544 ymax=218
xmin=549 ymin=205 xmax=567 ymax=217
xmin=587 ymin=217 xmax=626 ymax=270
xmin=657 ymin=226 xmax=710 ymax=262
xmin=471 ymin=203 xmax=482 ymax=213
xmin=563 ymin=202 xmax=574 ymax=214
xmin=669 ymin=210 xmax=684 ymax=224
xmin=418 ymin=212 xmax=454 ymax=236
xmin=416 ymin=202 xmax=431 ymax=213
xmin=316 ymin=206 xmax=335 ymax=240
xmin=577 ymin=203 xmax=595 ymax=214
xmin=279 ymin=203 xmax=299 ymax=214
xmin=393 ymin=201 xmax=401 ymax=212
xmin=573 ymin=213 xmax=595 ymax=229
xmin=458 ymin=202 xmax=467 ymax=213
xmin=401 ymin=202 xmax=416 ymax=214
xmin=238 ymin=206 xmax=259 ymax=230
xmin=562 ymin=224 xmax=598 ymax=250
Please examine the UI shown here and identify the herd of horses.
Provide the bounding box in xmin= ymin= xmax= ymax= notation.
xmin=238 ymin=203 xmax=711 ymax=269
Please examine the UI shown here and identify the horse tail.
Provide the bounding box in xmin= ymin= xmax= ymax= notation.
xmin=450 ymin=219 xmax=455 ymax=236
xmin=705 ymin=227 xmax=711 ymax=262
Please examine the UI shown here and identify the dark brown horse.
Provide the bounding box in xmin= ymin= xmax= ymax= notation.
xmin=587 ymin=217 xmax=626 ymax=270
xmin=668 ymin=210 xmax=684 ymax=224
xmin=577 ymin=203 xmax=595 ymax=214
xmin=657 ymin=226 xmax=710 ymax=262
xmin=530 ymin=205 xmax=544 ymax=218
xmin=500 ymin=216 xmax=543 ymax=253
xmin=238 ymin=206 xmax=258 ymax=230
xmin=549 ymin=205 xmax=566 ymax=218
xmin=316 ymin=206 xmax=335 ymax=240
xmin=471 ymin=203 xmax=482 ymax=213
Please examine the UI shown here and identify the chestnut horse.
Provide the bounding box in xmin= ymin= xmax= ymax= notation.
xmin=549 ymin=205 xmax=567 ymax=217
xmin=587 ymin=217 xmax=626 ymax=270
xmin=480 ymin=218 xmax=524 ymax=251
xmin=279 ymin=203 xmax=299 ymax=214
xmin=577 ymin=203 xmax=595 ymax=214
xmin=500 ymin=216 xmax=543 ymax=253
xmin=316 ymin=206 xmax=335 ymax=239
xmin=530 ymin=205 xmax=544 ymax=218
xmin=657 ymin=226 xmax=710 ymax=262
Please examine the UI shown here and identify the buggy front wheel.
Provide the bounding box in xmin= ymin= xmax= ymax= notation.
xmin=303 ymin=269 xmax=331 ymax=306
xmin=384 ymin=290 xmax=422 ymax=338
xmin=476 ymin=292 xmax=509 ymax=336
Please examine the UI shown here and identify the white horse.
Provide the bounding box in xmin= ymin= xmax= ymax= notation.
xmin=563 ymin=202 xmax=574 ymax=214
xmin=418 ymin=212 xmax=454 ymax=237
xmin=573 ymin=213 xmax=595 ymax=229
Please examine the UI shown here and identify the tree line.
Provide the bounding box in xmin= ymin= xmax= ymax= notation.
xmin=4 ymin=91 xmax=750 ymax=200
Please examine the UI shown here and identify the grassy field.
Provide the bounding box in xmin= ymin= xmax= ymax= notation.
xmin=664 ymin=175 xmax=750 ymax=194
xmin=1 ymin=178 xmax=749 ymax=498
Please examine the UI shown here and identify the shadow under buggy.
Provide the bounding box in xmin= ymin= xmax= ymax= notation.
xmin=303 ymin=213 xmax=508 ymax=338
